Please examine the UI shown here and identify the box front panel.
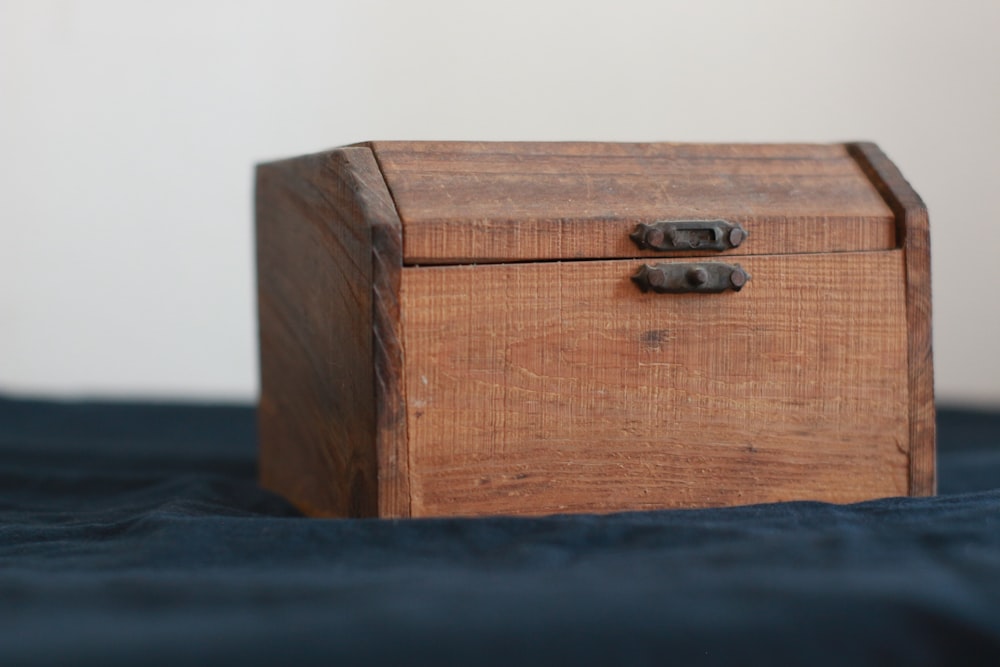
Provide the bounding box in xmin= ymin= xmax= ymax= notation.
xmin=401 ymin=251 xmax=909 ymax=517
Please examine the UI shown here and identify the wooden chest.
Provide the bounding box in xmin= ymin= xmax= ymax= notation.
xmin=256 ymin=141 xmax=934 ymax=518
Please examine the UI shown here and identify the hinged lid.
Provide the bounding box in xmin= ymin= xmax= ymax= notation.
xmin=366 ymin=141 xmax=896 ymax=264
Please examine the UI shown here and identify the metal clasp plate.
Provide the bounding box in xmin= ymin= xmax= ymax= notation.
xmin=632 ymin=262 xmax=750 ymax=294
xmin=630 ymin=220 xmax=748 ymax=252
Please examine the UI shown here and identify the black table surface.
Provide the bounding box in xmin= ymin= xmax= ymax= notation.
xmin=2 ymin=396 xmax=999 ymax=666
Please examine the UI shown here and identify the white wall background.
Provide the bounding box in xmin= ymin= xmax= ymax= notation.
xmin=1 ymin=0 xmax=998 ymax=405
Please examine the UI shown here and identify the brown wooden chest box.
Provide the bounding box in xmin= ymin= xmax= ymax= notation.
xmin=256 ymin=141 xmax=934 ymax=518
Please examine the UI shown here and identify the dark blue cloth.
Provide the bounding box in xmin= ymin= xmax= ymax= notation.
xmin=2 ymin=396 xmax=1000 ymax=666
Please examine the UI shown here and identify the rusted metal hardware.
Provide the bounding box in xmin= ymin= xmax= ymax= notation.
xmin=630 ymin=220 xmax=748 ymax=252
xmin=631 ymin=262 xmax=750 ymax=294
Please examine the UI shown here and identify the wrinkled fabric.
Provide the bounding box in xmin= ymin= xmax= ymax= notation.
xmin=2 ymin=396 xmax=999 ymax=666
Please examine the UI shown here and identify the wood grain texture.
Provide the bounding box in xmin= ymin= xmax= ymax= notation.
xmin=369 ymin=141 xmax=897 ymax=263
xmin=256 ymin=140 xmax=931 ymax=518
xmin=847 ymin=142 xmax=935 ymax=496
xmin=256 ymin=146 xmax=408 ymax=517
xmin=401 ymin=251 xmax=910 ymax=517
xmin=370 ymin=175 xmax=411 ymax=518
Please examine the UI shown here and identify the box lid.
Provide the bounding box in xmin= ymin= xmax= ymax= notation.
xmin=366 ymin=141 xmax=896 ymax=264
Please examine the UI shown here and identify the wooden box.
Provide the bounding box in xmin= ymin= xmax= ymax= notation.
xmin=256 ymin=141 xmax=934 ymax=518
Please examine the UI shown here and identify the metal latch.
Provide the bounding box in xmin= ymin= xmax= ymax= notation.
xmin=630 ymin=220 xmax=747 ymax=252
xmin=632 ymin=262 xmax=750 ymax=294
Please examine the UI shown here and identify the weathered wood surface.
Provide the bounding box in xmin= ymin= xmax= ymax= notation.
xmin=401 ymin=251 xmax=910 ymax=517
xmin=256 ymin=147 xmax=409 ymax=517
xmin=256 ymin=141 xmax=933 ymax=518
xmin=370 ymin=169 xmax=412 ymax=518
xmin=369 ymin=141 xmax=897 ymax=263
xmin=848 ymin=142 xmax=935 ymax=496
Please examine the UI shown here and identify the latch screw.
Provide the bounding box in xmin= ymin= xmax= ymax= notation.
xmin=729 ymin=227 xmax=747 ymax=247
xmin=686 ymin=267 xmax=708 ymax=286
xmin=645 ymin=228 xmax=665 ymax=248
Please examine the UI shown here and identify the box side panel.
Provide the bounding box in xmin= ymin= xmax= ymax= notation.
xmin=371 ymin=141 xmax=897 ymax=263
xmin=847 ymin=143 xmax=935 ymax=496
xmin=401 ymin=251 xmax=910 ymax=517
xmin=257 ymin=147 xmax=406 ymax=517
